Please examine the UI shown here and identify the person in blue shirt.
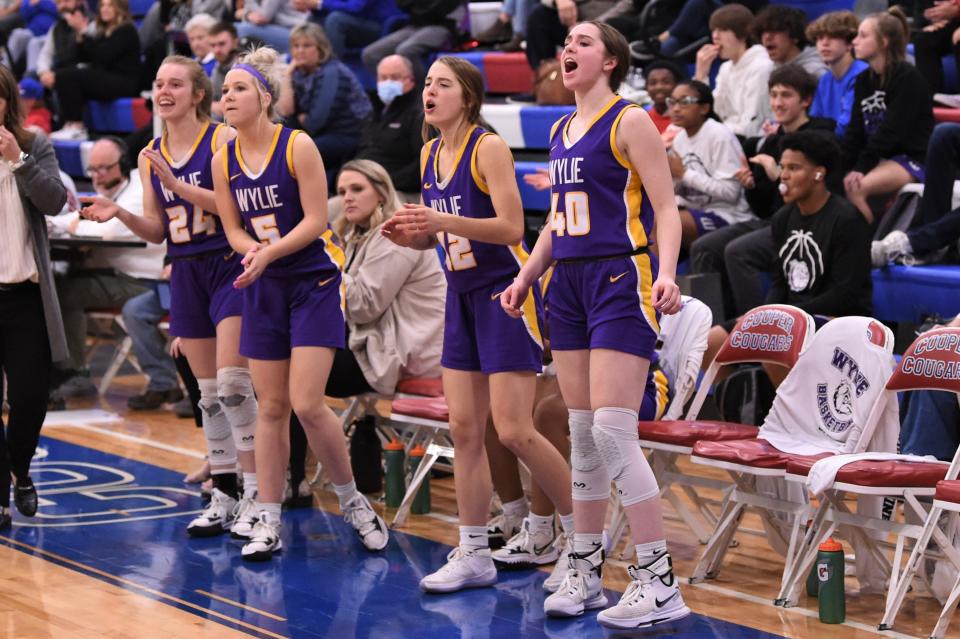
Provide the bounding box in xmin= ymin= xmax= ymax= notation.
xmin=806 ymin=11 xmax=868 ymax=138
xmin=293 ymin=0 xmax=403 ymax=58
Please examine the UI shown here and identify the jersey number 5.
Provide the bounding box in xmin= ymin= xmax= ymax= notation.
xmin=167 ymin=205 xmax=216 ymax=244
xmin=550 ymin=191 xmax=590 ymax=237
xmin=251 ymin=214 xmax=282 ymax=245
xmin=442 ymin=232 xmax=477 ymax=271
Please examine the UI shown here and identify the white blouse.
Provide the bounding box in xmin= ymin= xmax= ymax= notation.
xmin=0 ymin=161 xmax=37 ymax=283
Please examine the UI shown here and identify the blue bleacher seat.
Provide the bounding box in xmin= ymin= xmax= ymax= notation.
xmin=85 ymin=98 xmax=152 ymax=134
xmin=53 ymin=139 xmax=91 ymax=178
xmin=872 ymin=265 xmax=960 ymax=323
xmin=516 ymin=161 xmax=549 ymax=211
xmin=777 ymin=0 xmax=855 ymax=21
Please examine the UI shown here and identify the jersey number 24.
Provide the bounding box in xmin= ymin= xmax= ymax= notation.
xmin=167 ymin=205 xmax=216 ymax=243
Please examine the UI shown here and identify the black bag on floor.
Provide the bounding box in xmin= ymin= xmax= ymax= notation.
xmin=714 ymin=364 xmax=775 ymax=427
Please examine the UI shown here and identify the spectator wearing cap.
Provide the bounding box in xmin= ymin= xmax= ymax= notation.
xmin=752 ymin=4 xmax=826 ymax=78
xmin=19 ymin=78 xmax=50 ymax=134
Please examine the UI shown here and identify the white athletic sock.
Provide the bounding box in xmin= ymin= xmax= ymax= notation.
xmin=558 ymin=513 xmax=575 ymax=537
xmin=502 ymin=497 xmax=529 ymax=519
xmin=574 ymin=532 xmax=603 ymax=557
xmin=333 ymin=480 xmax=361 ymax=509
xmin=529 ymin=513 xmax=554 ymax=536
xmin=242 ymin=472 xmax=258 ymax=499
xmin=460 ymin=525 xmax=488 ymax=551
xmin=260 ymin=502 xmax=281 ymax=524
xmin=635 ymin=539 xmax=667 ymax=564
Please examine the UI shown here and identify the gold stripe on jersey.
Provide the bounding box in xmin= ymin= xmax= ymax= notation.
xmin=520 ymin=284 xmax=544 ymax=349
xmin=562 ymin=95 xmax=620 ymax=147
xmin=631 ymin=251 xmax=660 ymax=334
xmin=421 ymin=137 xmax=438 ymax=182
xmin=211 ymin=123 xmax=224 ymax=153
xmin=236 ymin=123 xmax=282 ymax=179
xmin=653 ymin=368 xmax=670 ymax=419
xmin=609 ymin=104 xmax=650 ymax=250
xmin=320 ymin=228 xmax=346 ymax=271
xmin=221 ymin=139 xmax=230 ymax=180
xmin=160 ymin=121 xmax=210 ymax=168
xmin=432 ymin=124 xmax=477 ymax=187
xmin=286 ymin=129 xmax=302 ymax=178
xmin=469 ymin=132 xmax=494 ymax=195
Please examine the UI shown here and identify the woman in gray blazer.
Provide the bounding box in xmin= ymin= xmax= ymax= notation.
xmin=0 ymin=64 xmax=67 ymax=529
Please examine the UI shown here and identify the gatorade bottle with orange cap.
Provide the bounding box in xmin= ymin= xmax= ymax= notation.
xmin=409 ymin=445 xmax=431 ymax=514
xmin=384 ymin=439 xmax=405 ymax=508
xmin=817 ymin=538 xmax=845 ymax=623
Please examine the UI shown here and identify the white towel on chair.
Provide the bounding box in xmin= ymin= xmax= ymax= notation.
xmin=807 ymin=452 xmax=946 ymax=496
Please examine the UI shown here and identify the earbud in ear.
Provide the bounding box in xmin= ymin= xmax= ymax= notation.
xmin=815 ymin=172 xmax=823 ymax=181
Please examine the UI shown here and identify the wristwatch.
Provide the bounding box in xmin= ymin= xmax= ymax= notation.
xmin=9 ymin=151 xmax=28 ymax=171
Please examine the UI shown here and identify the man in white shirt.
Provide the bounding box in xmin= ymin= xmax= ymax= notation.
xmin=50 ymin=138 xmax=167 ymax=397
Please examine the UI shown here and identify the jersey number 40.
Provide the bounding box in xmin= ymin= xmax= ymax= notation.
xmin=550 ymin=191 xmax=591 ymax=237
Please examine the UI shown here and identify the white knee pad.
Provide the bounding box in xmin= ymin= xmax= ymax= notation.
xmin=593 ymin=407 xmax=659 ymax=507
xmin=198 ymin=378 xmax=237 ymax=467
xmin=218 ymin=366 xmax=258 ymax=452
xmin=569 ymin=408 xmax=610 ymax=502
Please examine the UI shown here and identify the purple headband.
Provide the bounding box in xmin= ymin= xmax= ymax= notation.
xmin=233 ymin=63 xmax=274 ymax=98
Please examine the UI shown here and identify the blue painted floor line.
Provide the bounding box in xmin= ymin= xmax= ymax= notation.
xmin=1 ymin=437 xmax=787 ymax=639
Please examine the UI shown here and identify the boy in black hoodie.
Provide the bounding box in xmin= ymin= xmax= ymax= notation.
xmin=691 ymin=64 xmax=838 ymax=319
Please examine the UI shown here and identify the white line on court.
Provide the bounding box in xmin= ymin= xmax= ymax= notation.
xmin=45 ymin=423 xmax=206 ymax=460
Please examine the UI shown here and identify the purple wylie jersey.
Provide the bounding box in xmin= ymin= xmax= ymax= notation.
xmin=548 ymin=97 xmax=655 ymax=260
xmin=150 ymin=122 xmax=230 ymax=257
xmin=422 ymin=125 xmax=528 ymax=293
xmin=223 ymin=125 xmax=343 ymax=276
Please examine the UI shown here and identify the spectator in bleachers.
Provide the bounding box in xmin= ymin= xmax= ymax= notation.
xmin=0 ymin=62 xmax=68 ymax=529
xmin=694 ymin=3 xmax=773 ymax=137
xmin=668 ymin=79 xmax=753 ymax=248
xmin=35 ymin=0 xmax=88 ymax=94
xmin=208 ymin=21 xmax=239 ymax=118
xmin=691 ymin=65 xmax=837 ymax=319
xmin=121 ymin=269 xmax=184 ymax=410
xmin=49 ymin=137 xmax=165 ymax=396
xmin=703 ymin=130 xmax=872 ymax=377
xmin=48 ymin=0 xmax=141 ymax=141
xmin=474 ymin=0 xmax=532 ymax=52
xmin=912 ymin=0 xmax=960 ymax=98
xmin=184 ymin=12 xmax=217 ymax=75
xmin=655 ymin=0 xmax=768 ymax=59
xmin=806 ymin=11 xmax=867 ymax=138
xmin=752 ymin=4 xmax=826 ymax=79
xmin=524 ymin=0 xmax=636 ymax=71
xmin=277 ymin=23 xmax=372 ymax=178
xmin=0 ymin=0 xmax=24 ymax=46
xmin=235 ymin=0 xmax=308 ymax=53
xmin=362 ymin=0 xmax=465 ymax=81
xmin=842 ymin=8 xmax=934 ymax=223
xmin=643 ymin=59 xmax=682 ymax=134
xmin=4 ymin=0 xmax=58 ymax=76
xmin=295 ymin=0 xmax=403 ymax=58
xmin=873 ymin=122 xmax=960 ymax=266
xmin=141 ymin=3 xmax=225 ymax=84
xmin=20 ymin=77 xmax=51 ymax=134
xmin=355 ymin=54 xmax=422 ymax=200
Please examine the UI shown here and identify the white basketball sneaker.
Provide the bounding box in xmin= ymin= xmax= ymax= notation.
xmin=187 ymin=488 xmax=237 ymax=537
xmin=493 ymin=517 xmax=559 ymax=568
xmin=542 ymin=533 xmax=573 ymax=592
xmin=241 ymin=513 xmax=283 ymax=562
xmin=342 ymin=495 xmax=389 ymax=551
xmin=596 ymin=553 xmax=691 ymax=629
xmin=230 ymin=493 xmax=259 ymax=540
xmin=420 ymin=547 xmax=498 ymax=593
xmin=543 ymin=545 xmax=608 ymax=616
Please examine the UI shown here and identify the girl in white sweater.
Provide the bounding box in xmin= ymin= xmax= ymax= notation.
xmin=667 ymin=80 xmax=755 ymax=247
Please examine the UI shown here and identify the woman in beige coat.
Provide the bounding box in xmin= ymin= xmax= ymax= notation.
xmin=331 ymin=159 xmax=446 ymax=395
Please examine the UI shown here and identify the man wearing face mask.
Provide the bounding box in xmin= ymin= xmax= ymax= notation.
xmin=48 ymin=137 xmax=166 ymax=398
xmin=355 ymin=54 xmax=423 ymax=202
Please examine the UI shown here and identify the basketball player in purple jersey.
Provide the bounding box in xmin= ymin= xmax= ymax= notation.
xmin=80 ymin=56 xmax=262 ymax=540
xmin=211 ymin=47 xmax=387 ymax=561
xmin=381 ymin=57 xmax=574 ymax=593
xmin=501 ymin=22 xmax=690 ymax=629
